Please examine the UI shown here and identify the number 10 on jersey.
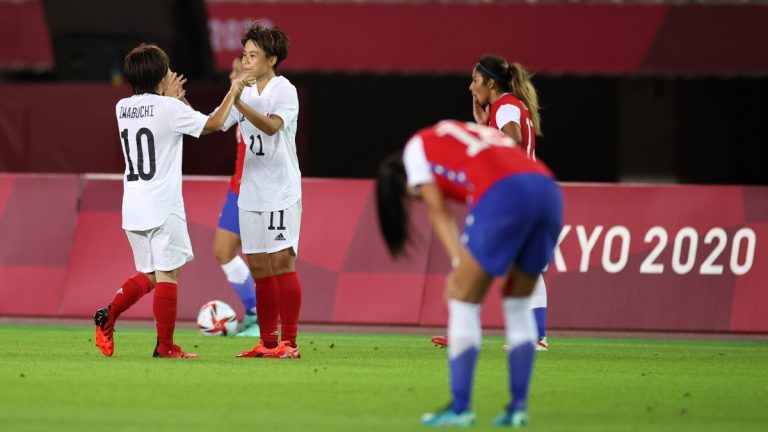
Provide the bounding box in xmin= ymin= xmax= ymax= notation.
xmin=121 ymin=128 xmax=156 ymax=181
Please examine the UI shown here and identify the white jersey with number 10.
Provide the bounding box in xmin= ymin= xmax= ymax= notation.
xmin=116 ymin=94 xmax=209 ymax=231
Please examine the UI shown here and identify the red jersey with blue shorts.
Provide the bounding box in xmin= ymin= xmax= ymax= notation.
xmin=403 ymin=121 xmax=562 ymax=276
xmin=218 ymin=126 xmax=247 ymax=234
xmin=489 ymin=93 xmax=536 ymax=160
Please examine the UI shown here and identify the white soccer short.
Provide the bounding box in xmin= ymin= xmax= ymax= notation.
xmin=239 ymin=200 xmax=301 ymax=255
xmin=125 ymin=214 xmax=194 ymax=273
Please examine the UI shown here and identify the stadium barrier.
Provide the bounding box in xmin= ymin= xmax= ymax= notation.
xmin=0 ymin=174 xmax=766 ymax=333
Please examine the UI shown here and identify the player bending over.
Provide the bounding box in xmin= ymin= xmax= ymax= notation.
xmin=376 ymin=121 xmax=562 ymax=427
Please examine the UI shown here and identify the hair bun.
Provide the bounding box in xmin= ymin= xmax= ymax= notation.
xmin=504 ymin=63 xmax=514 ymax=80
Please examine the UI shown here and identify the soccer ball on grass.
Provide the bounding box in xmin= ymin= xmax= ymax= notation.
xmin=197 ymin=300 xmax=238 ymax=336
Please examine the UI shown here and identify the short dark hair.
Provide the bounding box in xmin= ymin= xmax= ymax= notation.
xmin=241 ymin=23 xmax=289 ymax=71
xmin=123 ymin=44 xmax=170 ymax=95
xmin=376 ymin=153 xmax=410 ymax=257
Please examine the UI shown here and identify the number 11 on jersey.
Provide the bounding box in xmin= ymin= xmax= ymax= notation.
xmin=249 ymin=134 xmax=265 ymax=156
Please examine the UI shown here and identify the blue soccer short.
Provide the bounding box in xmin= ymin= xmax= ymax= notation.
xmin=217 ymin=189 xmax=240 ymax=235
xmin=462 ymin=174 xmax=563 ymax=277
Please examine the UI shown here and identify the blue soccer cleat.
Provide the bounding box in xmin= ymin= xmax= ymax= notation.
xmin=235 ymin=313 xmax=260 ymax=337
xmin=492 ymin=410 xmax=528 ymax=428
xmin=421 ymin=406 xmax=476 ymax=427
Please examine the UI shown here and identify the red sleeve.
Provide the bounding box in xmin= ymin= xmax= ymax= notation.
xmin=230 ymin=126 xmax=246 ymax=195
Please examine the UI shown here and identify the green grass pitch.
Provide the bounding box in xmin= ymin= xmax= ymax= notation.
xmin=0 ymin=324 xmax=766 ymax=431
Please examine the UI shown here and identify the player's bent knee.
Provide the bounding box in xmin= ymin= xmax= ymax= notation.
xmin=156 ymin=268 xmax=181 ymax=284
xmin=143 ymin=272 xmax=158 ymax=287
xmin=213 ymin=246 xmax=237 ymax=265
xmin=445 ymin=280 xmax=486 ymax=303
xmin=445 ymin=272 xmax=490 ymax=304
xmin=447 ymin=289 xmax=482 ymax=304
xmin=269 ymin=248 xmax=296 ymax=275
xmin=246 ymin=254 xmax=272 ymax=278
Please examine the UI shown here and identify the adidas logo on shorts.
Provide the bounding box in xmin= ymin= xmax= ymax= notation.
xmin=274 ymin=233 xmax=286 ymax=241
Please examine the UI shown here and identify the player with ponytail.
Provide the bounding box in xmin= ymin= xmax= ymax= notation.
xmin=469 ymin=55 xmax=550 ymax=351
xmin=430 ymin=56 xmax=551 ymax=352
xmin=470 ymin=55 xmax=541 ymax=159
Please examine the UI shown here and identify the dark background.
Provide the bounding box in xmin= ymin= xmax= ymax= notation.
xmin=288 ymin=73 xmax=768 ymax=184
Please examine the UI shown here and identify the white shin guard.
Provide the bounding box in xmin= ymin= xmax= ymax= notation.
xmin=529 ymin=276 xmax=547 ymax=309
xmin=503 ymin=297 xmax=537 ymax=350
xmin=448 ymin=299 xmax=482 ymax=360
xmin=221 ymin=255 xmax=251 ymax=284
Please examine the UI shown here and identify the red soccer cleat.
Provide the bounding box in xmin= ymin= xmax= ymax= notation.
xmin=431 ymin=335 xmax=448 ymax=348
xmin=153 ymin=341 xmax=198 ymax=359
xmin=94 ymin=306 xmax=115 ymax=357
xmin=236 ymin=341 xmax=277 ymax=358
xmin=263 ymin=341 xmax=301 ymax=359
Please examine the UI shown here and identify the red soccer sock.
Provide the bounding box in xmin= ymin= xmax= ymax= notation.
xmin=276 ymin=272 xmax=302 ymax=348
xmin=110 ymin=273 xmax=154 ymax=320
xmin=153 ymin=282 xmax=178 ymax=349
xmin=254 ymin=276 xmax=280 ymax=348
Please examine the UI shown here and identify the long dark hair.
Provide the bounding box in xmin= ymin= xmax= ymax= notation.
xmin=376 ymin=153 xmax=410 ymax=257
xmin=476 ymin=54 xmax=542 ymax=136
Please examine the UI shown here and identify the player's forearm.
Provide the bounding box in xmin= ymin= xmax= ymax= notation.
xmin=204 ymin=90 xmax=237 ymax=133
xmin=235 ymin=99 xmax=280 ymax=136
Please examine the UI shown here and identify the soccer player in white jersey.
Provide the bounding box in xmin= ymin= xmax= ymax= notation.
xmin=93 ymin=43 xmax=247 ymax=359
xmin=219 ymin=24 xmax=303 ymax=359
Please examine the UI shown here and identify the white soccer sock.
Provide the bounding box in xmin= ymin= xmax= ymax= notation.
xmin=529 ymin=276 xmax=547 ymax=309
xmin=503 ymin=297 xmax=537 ymax=350
xmin=221 ymin=255 xmax=251 ymax=284
xmin=448 ymin=299 xmax=482 ymax=360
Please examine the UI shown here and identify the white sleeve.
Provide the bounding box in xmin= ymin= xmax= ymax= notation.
xmin=403 ymin=135 xmax=434 ymax=187
xmin=496 ymin=104 xmax=521 ymax=130
xmin=214 ymin=104 xmax=239 ymax=132
xmin=168 ymin=98 xmax=209 ymax=138
xmin=271 ymin=85 xmax=299 ymax=127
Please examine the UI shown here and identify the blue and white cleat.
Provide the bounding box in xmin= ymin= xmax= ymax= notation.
xmin=421 ymin=407 xmax=476 ymax=427
xmin=492 ymin=410 xmax=528 ymax=428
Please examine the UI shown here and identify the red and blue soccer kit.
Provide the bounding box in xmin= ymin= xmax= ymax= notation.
xmin=489 ymin=93 xmax=536 ymax=160
xmin=404 ymin=120 xmax=561 ymax=276
xmin=217 ymin=126 xmax=246 ymax=234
